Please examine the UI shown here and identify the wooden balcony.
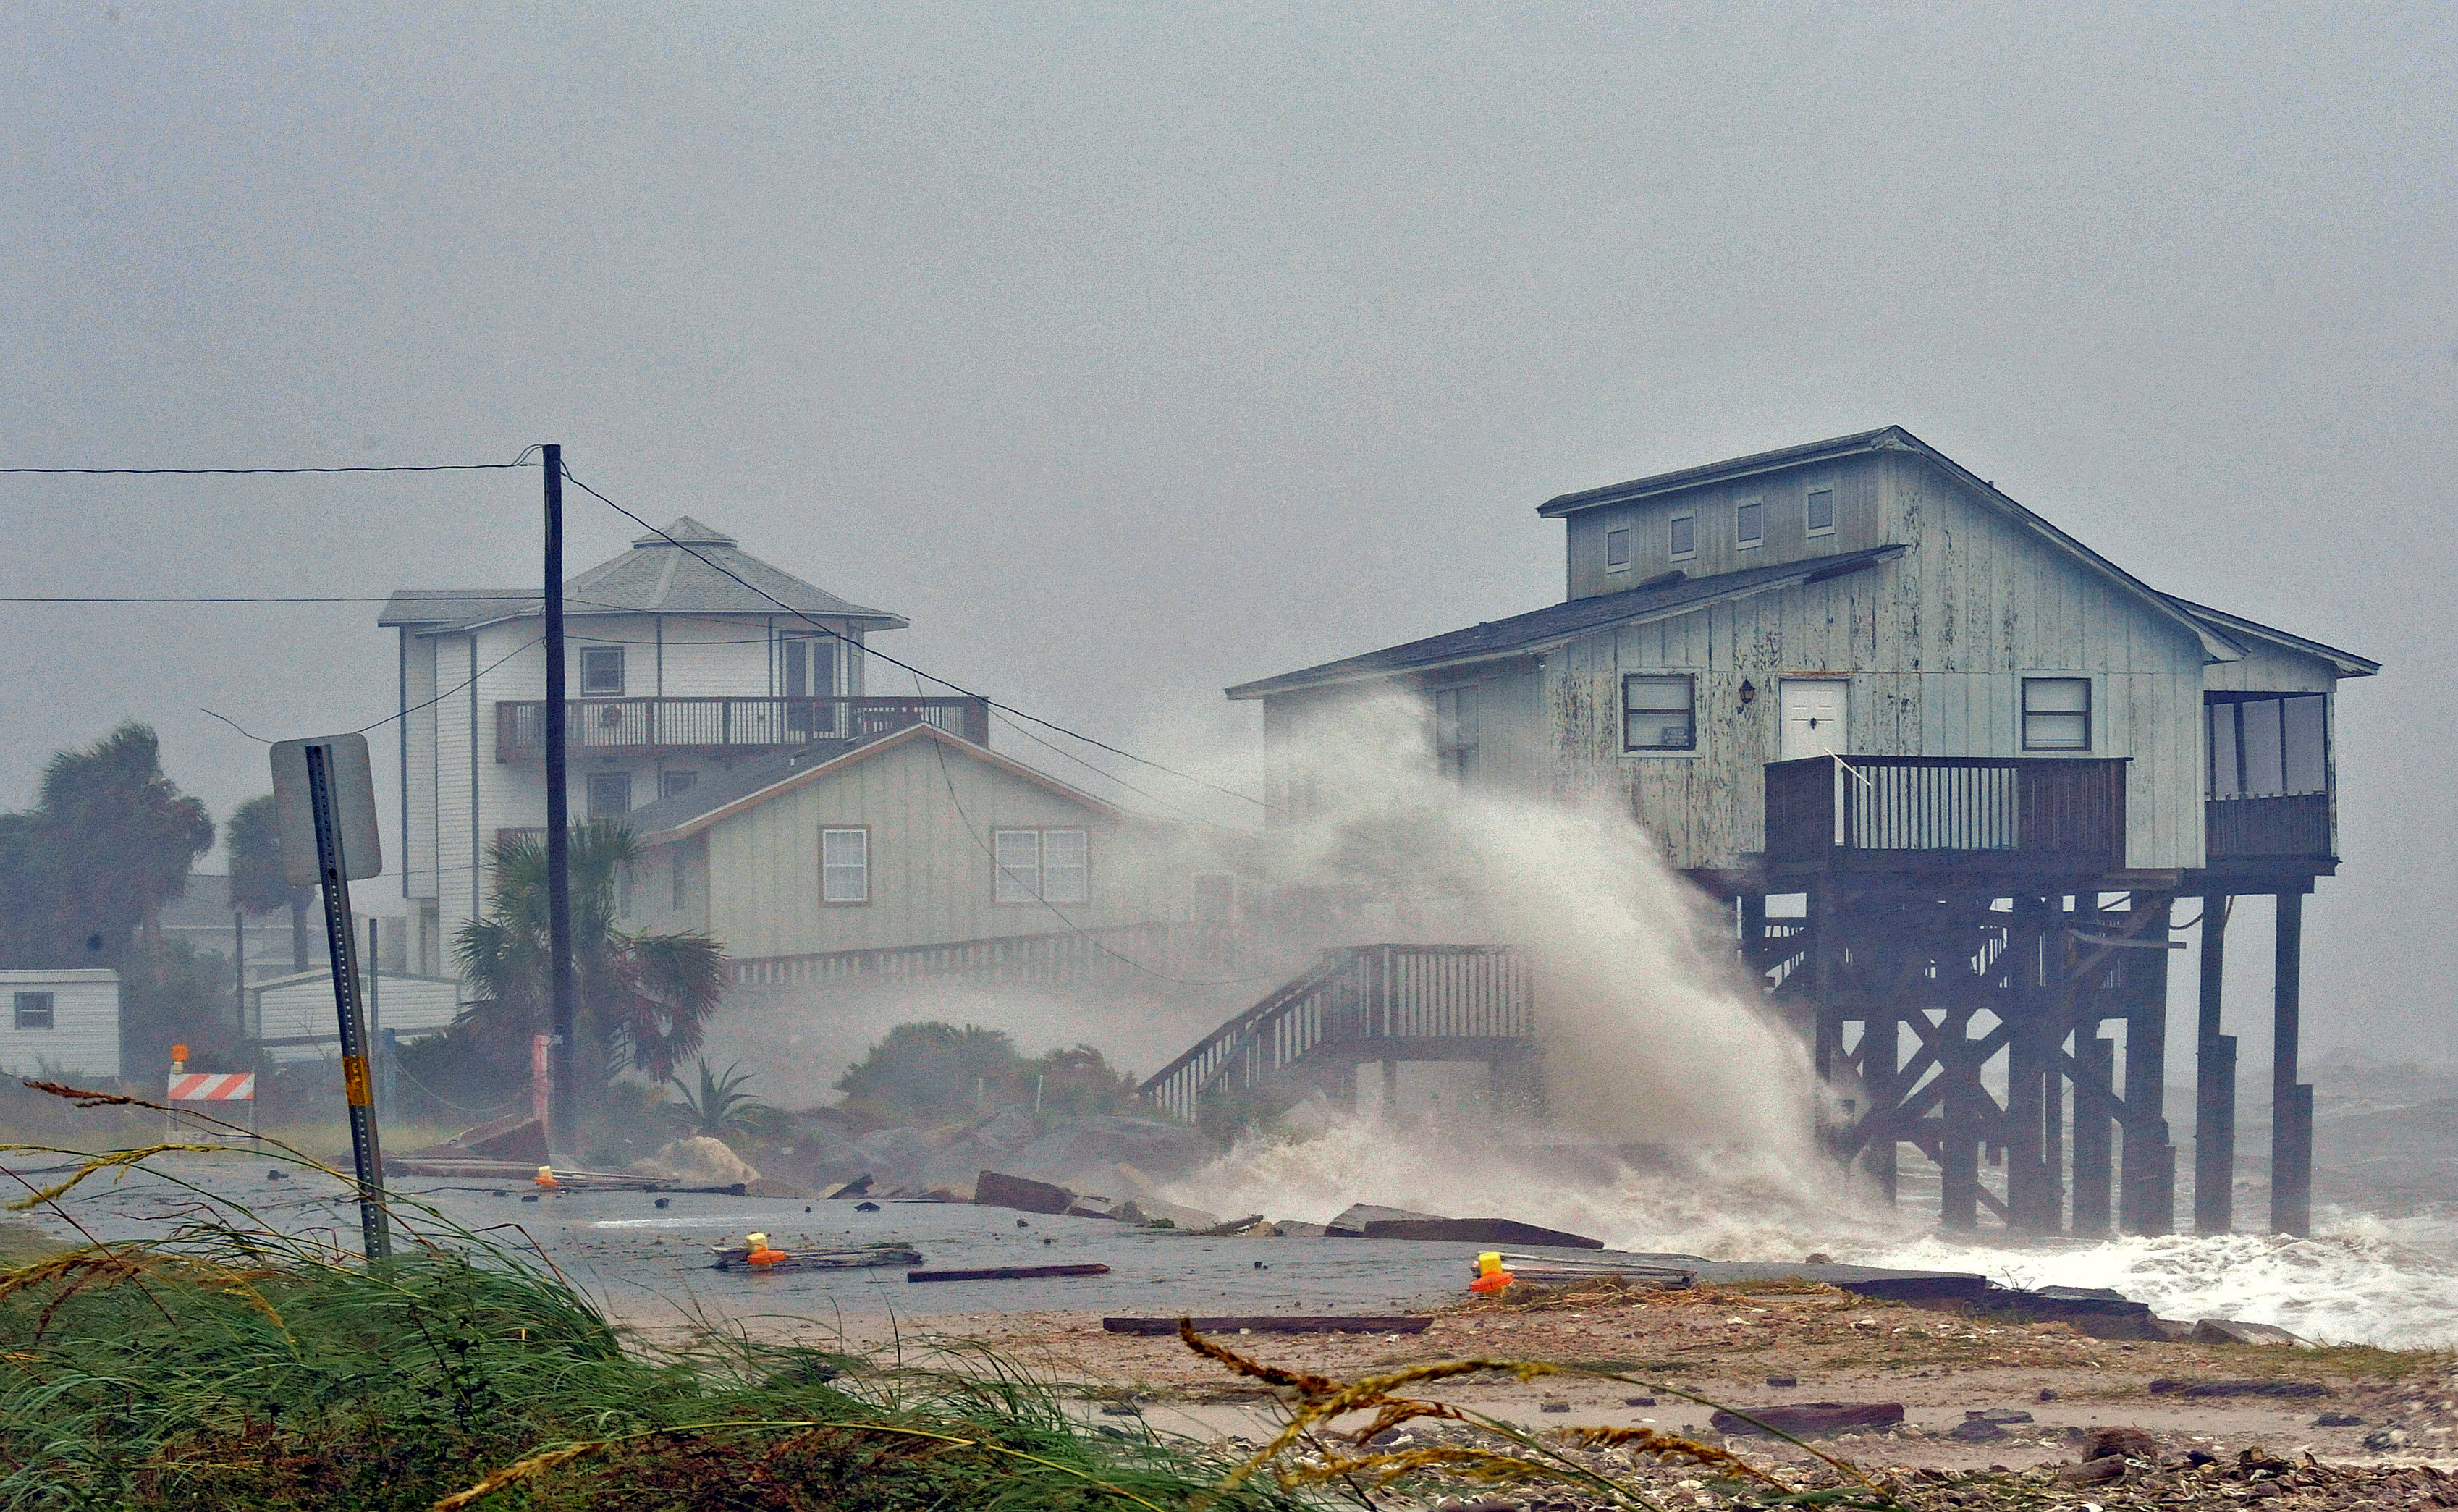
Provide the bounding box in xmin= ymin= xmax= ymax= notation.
xmin=494 ymin=695 xmax=991 ymax=762
xmin=1765 ymin=755 xmax=2129 ymax=873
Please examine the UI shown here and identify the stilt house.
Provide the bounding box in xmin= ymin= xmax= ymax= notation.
xmin=1220 ymin=426 xmax=2375 ymax=1236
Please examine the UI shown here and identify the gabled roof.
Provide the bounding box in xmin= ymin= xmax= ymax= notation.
xmin=1536 ymin=425 xmax=2244 ymax=665
xmin=624 ymin=722 xmax=1123 ymax=842
xmin=1225 ymin=546 xmax=1906 ymax=700
xmin=379 ymin=517 xmax=907 ymax=631
xmin=2161 ymin=596 xmax=2379 ymax=677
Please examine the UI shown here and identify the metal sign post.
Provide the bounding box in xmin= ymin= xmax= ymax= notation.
xmin=271 ymin=732 xmax=391 ymax=1265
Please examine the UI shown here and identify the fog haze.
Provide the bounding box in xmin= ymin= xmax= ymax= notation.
xmin=4 ymin=4 xmax=2450 ymax=1064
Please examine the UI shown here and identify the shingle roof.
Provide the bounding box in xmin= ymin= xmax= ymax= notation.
xmin=1225 ymin=546 xmax=1906 ymax=699
xmin=379 ymin=517 xmax=907 ymax=630
xmin=614 ymin=735 xmax=878 ymax=835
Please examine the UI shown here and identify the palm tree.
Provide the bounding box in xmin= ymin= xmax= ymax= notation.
xmin=225 ymin=795 xmax=311 ymax=971
xmin=452 ymin=821 xmax=727 ymax=1091
xmin=33 ymin=722 xmax=214 ymax=968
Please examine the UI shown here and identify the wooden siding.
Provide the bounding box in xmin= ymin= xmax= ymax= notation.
xmin=698 ymin=735 xmax=1167 ymax=957
xmin=0 ymin=971 xmax=119 ymax=1080
xmin=1534 ymin=453 xmax=2217 ymax=871
xmin=2203 ymin=641 xmax=2336 ymax=696
xmin=1563 ymin=453 xmax=1888 ymax=600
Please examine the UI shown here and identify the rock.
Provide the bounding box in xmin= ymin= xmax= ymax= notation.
xmin=1065 ymin=1194 xmax=1115 ymax=1219
xmin=1948 ymin=1419 xmax=2007 ymax=1443
xmin=973 ymin=1170 xmax=1075 ymax=1215
xmin=2059 ymin=1456 xmax=2128 ymax=1485
xmin=853 ymin=1201 xmax=880 ymax=1212
xmin=1114 ymin=1197 xmax=1220 ymax=1230
xmin=744 ymin=1176 xmax=814 ymax=1199
xmin=1539 ymin=1401 xmax=1571 ymax=1414
xmin=2082 ymin=1427 xmax=2157 ymax=1461
xmin=2313 ymin=1411 xmax=2364 ymax=1427
xmin=1802 ymin=1252 xmax=1833 ymax=1264
xmin=2037 ymin=1388 xmax=2058 ymax=1402
xmin=1708 ymin=1402 xmax=1904 ymax=1437
xmin=1976 ymin=1283 xmax=2160 ymax=1338
xmin=1766 ymin=1375 xmax=1799 ymax=1388
xmin=918 ymin=1107 xmax=1043 ymax=1190
xmin=2361 ymin=1427 xmax=2410 ymax=1450
xmin=1972 ymin=1408 xmax=2034 ymax=1424
xmin=2147 ymin=1378 xmax=2326 ymax=1398
xmin=822 ymin=1175 xmax=874 ymax=1199
xmin=851 ymin=1127 xmax=932 ymax=1190
xmin=642 ymin=1136 xmax=761 ymax=1186
xmin=1624 ymin=1396 xmax=1657 ymax=1407
xmin=999 ymin=1116 xmax=1215 ymax=1191
xmin=2190 ymin=1318 xmax=2310 ymax=1348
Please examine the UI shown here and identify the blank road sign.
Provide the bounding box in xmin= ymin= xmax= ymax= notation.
xmin=269 ymin=732 xmax=384 ymax=885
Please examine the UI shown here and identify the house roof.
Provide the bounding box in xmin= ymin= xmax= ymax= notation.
xmin=2161 ymin=596 xmax=2379 ymax=677
xmin=623 ymin=722 xmax=1123 ymax=842
xmin=1225 ymin=546 xmax=1906 ymax=700
xmin=379 ymin=516 xmax=908 ymax=632
xmin=1535 ymin=425 xmax=2244 ymax=664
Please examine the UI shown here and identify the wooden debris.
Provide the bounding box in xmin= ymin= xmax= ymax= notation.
xmin=2148 ymin=1377 xmax=2327 ymax=1398
xmin=905 ymin=1262 xmax=1110 ymax=1283
xmin=1708 ymin=1401 xmax=1905 ymax=1437
xmin=1102 ymin=1315 xmax=1431 ymax=1335
xmin=709 ymin=1243 xmax=921 ymax=1273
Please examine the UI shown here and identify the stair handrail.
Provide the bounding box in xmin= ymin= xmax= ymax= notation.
xmin=1136 ymin=947 xmax=1357 ymax=1112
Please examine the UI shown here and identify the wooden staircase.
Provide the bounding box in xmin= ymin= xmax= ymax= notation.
xmin=1139 ymin=944 xmax=1537 ymax=1123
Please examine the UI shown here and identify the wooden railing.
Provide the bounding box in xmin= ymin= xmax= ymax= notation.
xmin=730 ymin=923 xmax=1272 ymax=992
xmin=2205 ymin=793 xmax=2331 ymax=860
xmin=494 ymin=695 xmax=990 ymax=761
xmin=1765 ymin=755 xmax=2128 ymax=869
xmin=1138 ymin=945 xmax=1534 ymax=1123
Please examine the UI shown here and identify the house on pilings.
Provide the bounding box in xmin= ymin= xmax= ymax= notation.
xmin=1224 ymin=425 xmax=2375 ymax=1237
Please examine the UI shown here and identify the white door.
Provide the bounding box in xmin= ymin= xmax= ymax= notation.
xmin=1781 ymin=680 xmax=1849 ymax=761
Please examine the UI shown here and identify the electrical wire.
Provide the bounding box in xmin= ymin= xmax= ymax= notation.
xmin=558 ymin=464 xmax=1268 ymax=810
xmin=0 ymin=462 xmax=535 ymax=476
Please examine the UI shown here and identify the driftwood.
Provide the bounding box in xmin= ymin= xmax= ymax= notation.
xmin=1104 ymin=1315 xmax=1431 ymax=1335
xmin=905 ymin=1262 xmax=1110 ymax=1283
xmin=1710 ymin=1401 xmax=1906 ymax=1437
xmin=710 ymin=1244 xmax=922 ymax=1273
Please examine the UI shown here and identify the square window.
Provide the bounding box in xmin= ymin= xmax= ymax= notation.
xmin=994 ymin=829 xmax=1042 ymax=903
xmin=821 ymin=828 xmax=869 ymax=903
xmin=580 ymin=646 xmax=625 ymax=696
xmin=1668 ymin=515 xmax=1695 ymax=558
xmin=586 ymin=772 xmax=633 ymax=817
xmin=2022 ymin=677 xmax=2092 ymax=751
xmin=14 ymin=992 xmax=54 ymax=1031
xmin=1605 ymin=526 xmax=1632 ymax=570
xmin=1623 ymin=674 xmax=1697 ymax=751
xmin=1041 ymin=830 xmax=1089 ymax=903
xmin=1806 ymin=488 xmax=1836 ymax=534
xmin=660 ymin=769 xmax=698 ymax=799
xmin=1736 ymin=499 xmax=1763 ymax=546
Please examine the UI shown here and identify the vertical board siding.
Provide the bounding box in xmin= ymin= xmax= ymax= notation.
xmin=0 ymin=972 xmax=119 ymax=1080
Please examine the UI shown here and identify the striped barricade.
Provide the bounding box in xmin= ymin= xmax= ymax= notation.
xmin=167 ymin=1071 xmax=258 ymax=1142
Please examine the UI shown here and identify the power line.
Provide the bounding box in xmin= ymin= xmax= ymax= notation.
xmin=558 ymin=464 xmax=1268 ymax=811
xmin=0 ymin=462 xmax=534 ymax=476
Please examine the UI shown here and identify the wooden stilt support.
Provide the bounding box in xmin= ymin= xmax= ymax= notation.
xmin=2271 ymin=890 xmax=2311 ymax=1236
xmin=2194 ymin=894 xmax=2235 ymax=1234
xmin=1940 ymin=1014 xmax=1982 ymax=1230
xmin=2119 ymin=894 xmax=2175 ymax=1235
xmin=2005 ymin=900 xmax=2058 ymax=1232
xmin=2071 ymin=1031 xmax=2116 ymax=1232
xmin=1861 ymin=1008 xmax=1899 ymax=1204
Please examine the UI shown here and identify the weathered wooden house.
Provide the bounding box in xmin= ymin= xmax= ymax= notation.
xmin=1214 ymin=426 xmax=2375 ymax=1237
xmin=0 ymin=968 xmax=120 ymax=1081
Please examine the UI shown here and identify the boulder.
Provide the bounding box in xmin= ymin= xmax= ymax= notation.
xmin=1947 ymin=1419 xmax=2007 ymax=1443
xmin=2313 ymin=1411 xmax=2364 ymax=1427
xmin=642 ymin=1136 xmax=760 ymax=1186
xmin=2058 ymin=1457 xmax=2127 ymax=1485
xmin=2190 ymin=1318 xmax=2310 ymax=1348
xmin=1708 ymin=1402 xmax=1904 ymax=1437
xmin=973 ymin=1170 xmax=1075 ymax=1215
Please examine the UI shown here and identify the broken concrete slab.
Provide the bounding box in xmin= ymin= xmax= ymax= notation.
xmin=1708 ymin=1401 xmax=1904 ymax=1437
xmin=1112 ymin=1197 xmax=1220 ymax=1230
xmin=401 ymin=1111 xmax=549 ymax=1165
xmin=1969 ymin=1283 xmax=2159 ymax=1338
xmin=1324 ymin=1204 xmax=1443 ymax=1234
xmin=1273 ymin=1220 xmax=1328 ymax=1237
xmin=1192 ymin=1214 xmax=1267 ymax=1236
xmin=972 ymin=1170 xmax=1075 ymax=1215
xmin=1356 ymin=1217 xmax=1607 ymax=1249
xmin=2190 ymin=1317 xmax=2310 ymax=1348
xmin=1064 ymin=1194 xmax=1117 ymax=1220
xmin=822 ymin=1174 xmax=874 ymax=1199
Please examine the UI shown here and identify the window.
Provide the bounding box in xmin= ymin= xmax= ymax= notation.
xmin=660 ymin=769 xmax=699 ymax=799
xmin=1805 ymin=487 xmax=1836 ymax=534
xmin=13 ymin=992 xmax=53 ymax=1031
xmin=586 ymin=772 xmax=633 ymax=817
xmin=2022 ymin=678 xmax=2092 ymax=751
xmin=1668 ymin=514 xmax=1695 ymax=559
xmin=1622 ymin=674 xmax=1697 ymax=751
xmin=994 ymin=828 xmax=1090 ymax=904
xmin=821 ymin=828 xmax=869 ymax=903
xmin=1604 ymin=526 xmax=1632 ymax=571
xmin=1736 ymin=498 xmax=1763 ymax=547
xmin=580 ymin=646 xmax=625 ymax=696
xmin=2208 ymin=694 xmax=2328 ymax=798
xmin=1434 ymin=687 xmax=1479 ymax=786
xmin=670 ymin=850 xmax=688 ymax=910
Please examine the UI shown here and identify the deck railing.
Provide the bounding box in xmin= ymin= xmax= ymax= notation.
xmin=1138 ymin=944 xmax=1533 ymax=1123
xmin=2205 ymin=793 xmax=2331 ymax=860
xmin=1765 ymin=755 xmax=2128 ymax=869
xmin=494 ymin=695 xmax=990 ymax=760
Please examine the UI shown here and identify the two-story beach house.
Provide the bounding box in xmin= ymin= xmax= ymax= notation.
xmin=1207 ymin=426 xmax=2374 ymax=1238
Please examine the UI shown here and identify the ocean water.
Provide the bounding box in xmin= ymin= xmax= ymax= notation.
xmin=1165 ymin=1117 xmax=2458 ymax=1351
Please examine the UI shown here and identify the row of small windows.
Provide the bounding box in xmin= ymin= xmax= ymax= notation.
xmin=1604 ymin=489 xmax=1835 ymax=573
xmin=1610 ymin=675 xmax=2103 ymax=753
xmin=573 ymin=636 xmax=842 ymax=698
xmin=817 ymin=827 xmax=1089 ymax=905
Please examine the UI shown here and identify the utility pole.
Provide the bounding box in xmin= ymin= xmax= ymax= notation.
xmin=542 ymin=443 xmax=578 ymax=1154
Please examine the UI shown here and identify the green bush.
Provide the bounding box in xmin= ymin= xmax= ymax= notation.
xmin=832 ymin=1023 xmax=1139 ymax=1130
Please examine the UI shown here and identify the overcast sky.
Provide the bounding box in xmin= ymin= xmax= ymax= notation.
xmin=3 ymin=4 xmax=2450 ymax=1062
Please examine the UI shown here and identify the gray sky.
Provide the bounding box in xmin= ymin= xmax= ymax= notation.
xmin=3 ymin=4 xmax=2450 ymax=1061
